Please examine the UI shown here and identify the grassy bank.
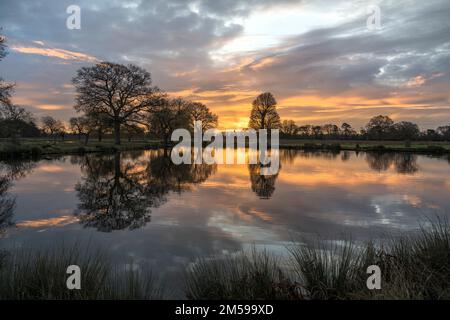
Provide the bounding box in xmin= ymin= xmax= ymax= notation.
xmin=186 ymin=219 xmax=450 ymax=300
xmin=0 ymin=245 xmax=162 ymax=299
xmin=279 ymin=139 xmax=450 ymax=154
xmin=0 ymin=138 xmax=163 ymax=159
xmin=1 ymin=219 xmax=449 ymax=300
xmin=1 ymin=138 xmax=450 ymax=159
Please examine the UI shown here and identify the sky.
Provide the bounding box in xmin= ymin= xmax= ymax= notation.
xmin=0 ymin=0 xmax=449 ymax=129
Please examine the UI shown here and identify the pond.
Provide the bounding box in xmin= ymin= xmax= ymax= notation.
xmin=1 ymin=149 xmax=450 ymax=297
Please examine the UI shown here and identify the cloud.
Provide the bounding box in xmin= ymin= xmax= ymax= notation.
xmin=0 ymin=0 xmax=449 ymax=128
xmin=11 ymin=44 xmax=99 ymax=62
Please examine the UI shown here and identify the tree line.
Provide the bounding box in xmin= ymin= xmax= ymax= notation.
xmin=247 ymin=92 xmax=450 ymax=141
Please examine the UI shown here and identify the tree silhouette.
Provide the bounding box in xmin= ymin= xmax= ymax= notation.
xmin=0 ymin=30 xmax=14 ymax=112
xmin=248 ymin=92 xmax=281 ymax=130
xmin=73 ymin=62 xmax=159 ymax=145
xmin=147 ymin=97 xmax=190 ymax=148
xmin=75 ymin=152 xmax=216 ymax=232
xmin=281 ymin=120 xmax=298 ymax=136
xmin=248 ymin=163 xmax=279 ymax=199
xmin=365 ymin=115 xmax=394 ymax=140
xmin=187 ymin=102 xmax=218 ymax=133
xmin=41 ymin=116 xmax=63 ymax=139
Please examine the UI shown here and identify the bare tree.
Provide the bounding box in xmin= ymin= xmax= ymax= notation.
xmin=41 ymin=116 xmax=63 ymax=139
xmin=187 ymin=102 xmax=218 ymax=133
xmin=69 ymin=116 xmax=94 ymax=144
xmin=72 ymin=62 xmax=159 ymax=145
xmin=0 ymin=30 xmax=14 ymax=110
xmin=281 ymin=119 xmax=298 ymax=136
xmin=248 ymin=92 xmax=281 ymax=130
xmin=123 ymin=123 xmax=145 ymax=142
xmin=148 ymin=97 xmax=190 ymax=148
xmin=1 ymin=104 xmax=33 ymax=122
xmin=0 ymin=29 xmax=6 ymax=61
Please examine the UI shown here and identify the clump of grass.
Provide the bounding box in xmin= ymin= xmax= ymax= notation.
xmin=381 ymin=218 xmax=450 ymax=299
xmin=0 ymin=245 xmax=163 ymax=300
xmin=289 ymin=218 xmax=450 ymax=300
xmin=185 ymin=248 xmax=301 ymax=300
xmin=288 ymin=240 xmax=374 ymax=299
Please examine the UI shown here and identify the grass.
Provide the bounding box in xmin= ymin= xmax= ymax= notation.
xmin=0 ymin=138 xmax=162 ymax=159
xmin=0 ymin=244 xmax=163 ymax=300
xmin=279 ymin=139 xmax=450 ymax=154
xmin=185 ymin=248 xmax=301 ymax=300
xmin=1 ymin=138 xmax=449 ymax=159
xmin=1 ymin=219 xmax=449 ymax=300
xmin=186 ymin=218 xmax=450 ymax=300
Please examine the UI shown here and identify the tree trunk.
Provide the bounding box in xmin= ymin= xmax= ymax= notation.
xmin=84 ymin=133 xmax=90 ymax=146
xmin=98 ymin=128 xmax=103 ymax=142
xmin=114 ymin=152 xmax=121 ymax=186
xmin=114 ymin=121 xmax=121 ymax=145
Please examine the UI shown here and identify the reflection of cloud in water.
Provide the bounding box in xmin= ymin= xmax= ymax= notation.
xmin=1 ymin=150 xmax=450 ymax=296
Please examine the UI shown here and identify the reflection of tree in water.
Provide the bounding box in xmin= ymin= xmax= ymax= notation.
xmin=341 ymin=151 xmax=351 ymax=162
xmin=0 ymin=176 xmax=14 ymax=235
xmin=279 ymin=149 xmax=340 ymax=165
xmin=75 ymin=151 xmax=216 ymax=232
xmin=147 ymin=155 xmax=216 ymax=194
xmin=248 ymin=164 xmax=279 ymax=199
xmin=75 ymin=153 xmax=156 ymax=232
xmin=365 ymin=152 xmax=419 ymax=174
xmin=0 ymin=160 xmax=36 ymax=235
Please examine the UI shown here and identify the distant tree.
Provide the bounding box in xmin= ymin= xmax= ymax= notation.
xmin=422 ymin=129 xmax=438 ymax=141
xmin=0 ymin=104 xmax=38 ymax=139
xmin=72 ymin=62 xmax=159 ymax=145
xmin=41 ymin=116 xmax=63 ymax=139
xmin=148 ymin=97 xmax=190 ymax=147
xmin=1 ymin=104 xmax=33 ymax=123
xmin=70 ymin=117 xmax=87 ymax=140
xmin=297 ymin=125 xmax=312 ymax=137
xmin=280 ymin=120 xmax=298 ymax=136
xmin=86 ymin=111 xmax=112 ymax=142
xmin=69 ymin=116 xmax=96 ymax=144
xmin=123 ymin=123 xmax=145 ymax=142
xmin=437 ymin=125 xmax=450 ymax=141
xmin=322 ymin=124 xmax=339 ymax=137
xmin=365 ymin=115 xmax=394 ymax=140
xmin=312 ymin=125 xmax=322 ymax=139
xmin=248 ymin=92 xmax=281 ymax=130
xmin=341 ymin=123 xmax=355 ymax=138
xmin=392 ymin=121 xmax=420 ymax=141
xmin=0 ymin=119 xmax=40 ymax=139
xmin=187 ymin=102 xmax=218 ymax=133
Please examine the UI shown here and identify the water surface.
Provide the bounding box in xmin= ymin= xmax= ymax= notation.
xmin=1 ymin=149 xmax=449 ymax=296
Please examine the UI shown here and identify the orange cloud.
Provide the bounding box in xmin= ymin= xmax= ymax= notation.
xmin=37 ymin=104 xmax=65 ymax=110
xmin=11 ymin=45 xmax=98 ymax=62
xmin=17 ymin=215 xmax=78 ymax=228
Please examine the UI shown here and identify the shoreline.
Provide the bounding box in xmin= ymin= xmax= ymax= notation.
xmin=1 ymin=139 xmax=449 ymax=159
